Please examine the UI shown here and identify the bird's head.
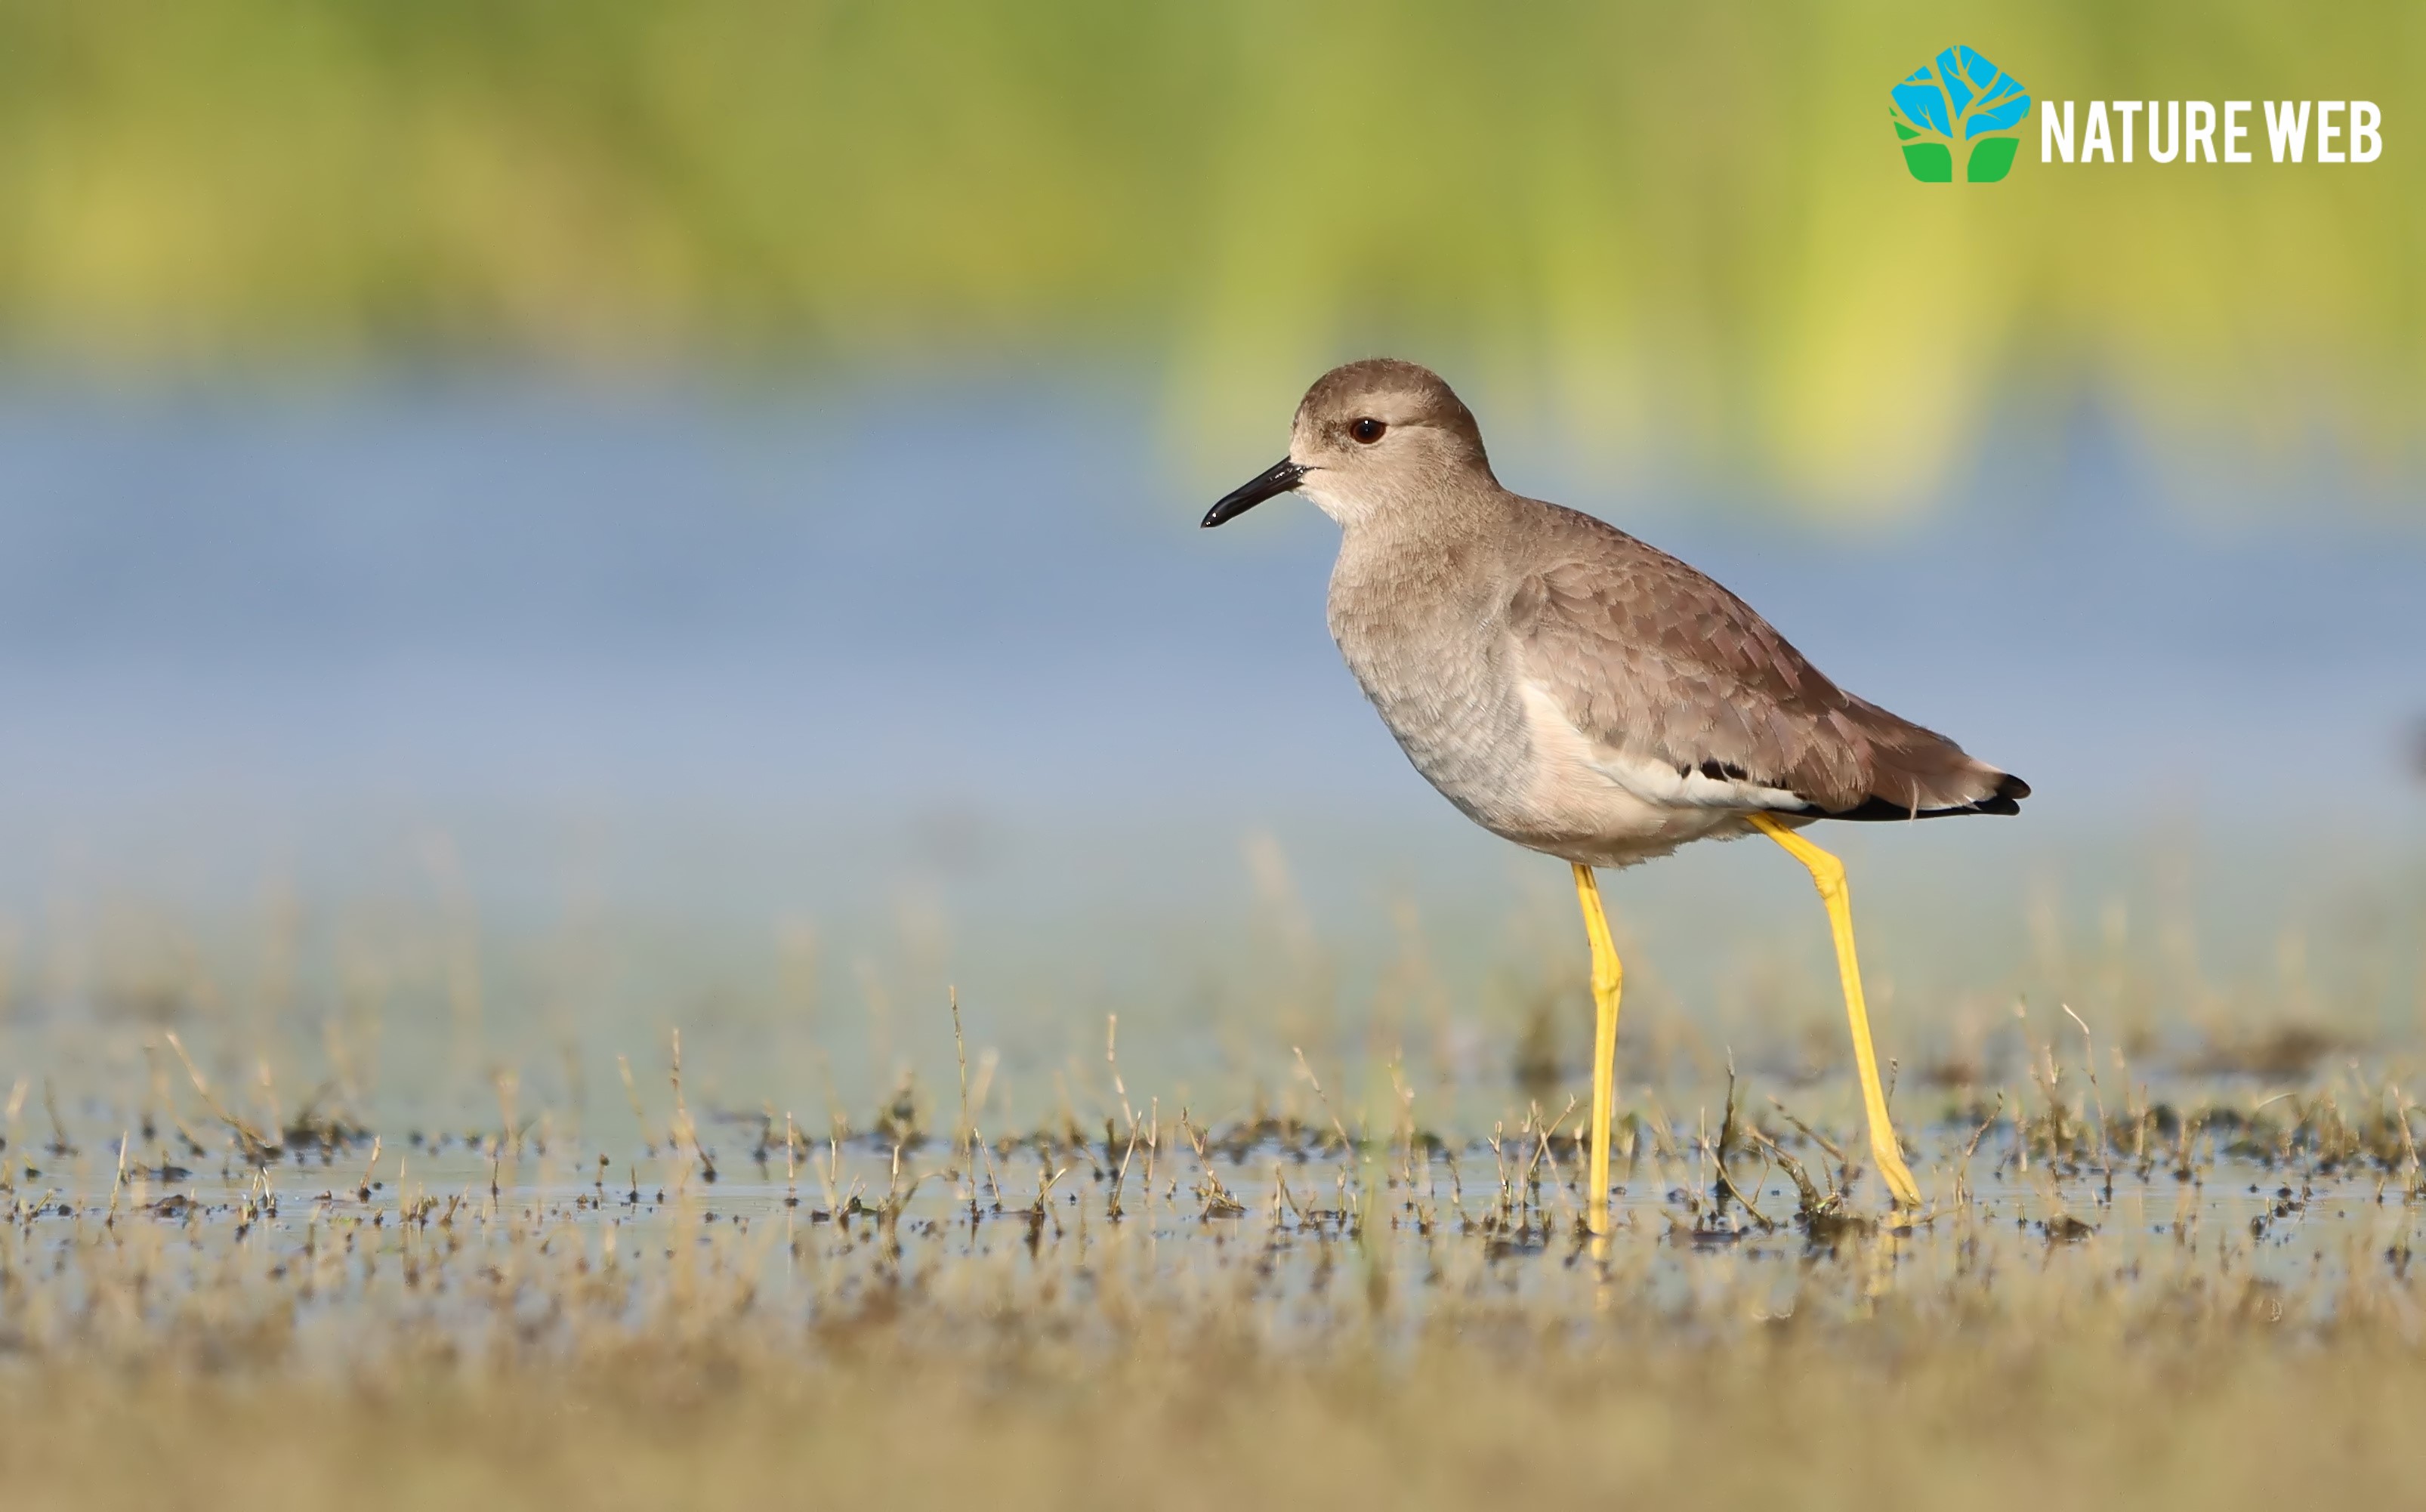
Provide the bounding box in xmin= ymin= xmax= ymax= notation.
xmin=1202 ymin=358 xmax=1495 ymax=530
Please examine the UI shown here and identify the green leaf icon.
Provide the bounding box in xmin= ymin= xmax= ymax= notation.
xmin=1966 ymin=137 xmax=2020 ymax=182
xmin=1901 ymin=143 xmax=1953 ymax=183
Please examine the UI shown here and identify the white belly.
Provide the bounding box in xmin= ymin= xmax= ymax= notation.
xmin=1481 ymin=681 xmax=1802 ymax=867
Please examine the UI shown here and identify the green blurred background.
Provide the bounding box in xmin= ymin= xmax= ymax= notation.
xmin=2 ymin=1 xmax=2418 ymax=511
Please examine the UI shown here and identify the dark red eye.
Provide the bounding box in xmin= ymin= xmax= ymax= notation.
xmin=1350 ymin=418 xmax=1386 ymax=443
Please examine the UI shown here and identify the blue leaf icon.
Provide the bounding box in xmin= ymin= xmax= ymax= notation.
xmin=1891 ymin=69 xmax=1951 ymax=137
xmin=1889 ymin=46 xmax=2031 ymax=182
xmin=1944 ymin=47 xmax=2030 ymax=137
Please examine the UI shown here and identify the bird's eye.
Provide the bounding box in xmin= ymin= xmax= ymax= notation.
xmin=1349 ymin=418 xmax=1387 ymax=444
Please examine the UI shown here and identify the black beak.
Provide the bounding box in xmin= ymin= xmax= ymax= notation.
xmin=1202 ymin=458 xmax=1306 ymax=528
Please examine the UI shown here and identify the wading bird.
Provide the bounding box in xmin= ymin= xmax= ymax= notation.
xmin=1204 ymin=359 xmax=2026 ymax=1231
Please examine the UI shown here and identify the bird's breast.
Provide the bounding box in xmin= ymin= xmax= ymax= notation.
xmin=1326 ymin=561 xmax=1533 ymax=830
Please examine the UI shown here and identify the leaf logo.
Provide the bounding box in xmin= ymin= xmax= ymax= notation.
xmin=1891 ymin=46 xmax=2032 ymax=183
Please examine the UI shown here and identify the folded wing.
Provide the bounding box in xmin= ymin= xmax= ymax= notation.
xmin=1504 ymin=506 xmax=2026 ymax=820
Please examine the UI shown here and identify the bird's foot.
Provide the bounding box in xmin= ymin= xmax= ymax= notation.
xmin=1872 ymin=1135 xmax=1924 ymax=1211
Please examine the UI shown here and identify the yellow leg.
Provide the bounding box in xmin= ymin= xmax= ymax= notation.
xmin=1573 ymin=863 xmax=1623 ymax=1236
xmin=1746 ymin=815 xmax=1924 ymax=1210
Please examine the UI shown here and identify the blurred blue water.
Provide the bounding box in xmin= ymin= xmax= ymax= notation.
xmin=0 ymin=373 xmax=2417 ymax=827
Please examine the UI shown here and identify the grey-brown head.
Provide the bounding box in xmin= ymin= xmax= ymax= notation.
xmin=1202 ymin=358 xmax=1495 ymax=529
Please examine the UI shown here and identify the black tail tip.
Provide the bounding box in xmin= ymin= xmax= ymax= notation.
xmin=1804 ymin=770 xmax=2032 ymax=822
xmin=1972 ymin=772 xmax=2031 ymax=816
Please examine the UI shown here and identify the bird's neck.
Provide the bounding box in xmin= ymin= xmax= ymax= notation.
xmin=1329 ymin=493 xmax=1509 ymax=632
xmin=1332 ymin=475 xmax=1508 ymax=554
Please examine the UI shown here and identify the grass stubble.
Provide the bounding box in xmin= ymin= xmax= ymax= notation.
xmin=0 ymin=995 xmax=2421 ymax=1510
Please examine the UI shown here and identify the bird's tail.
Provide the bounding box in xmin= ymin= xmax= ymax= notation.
xmin=1813 ymin=705 xmax=2029 ymax=822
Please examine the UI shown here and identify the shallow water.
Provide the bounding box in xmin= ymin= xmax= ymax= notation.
xmin=8 ymin=1087 xmax=2417 ymax=1372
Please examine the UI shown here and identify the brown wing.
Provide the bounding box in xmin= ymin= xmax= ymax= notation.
xmin=1505 ymin=505 xmax=2021 ymax=817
